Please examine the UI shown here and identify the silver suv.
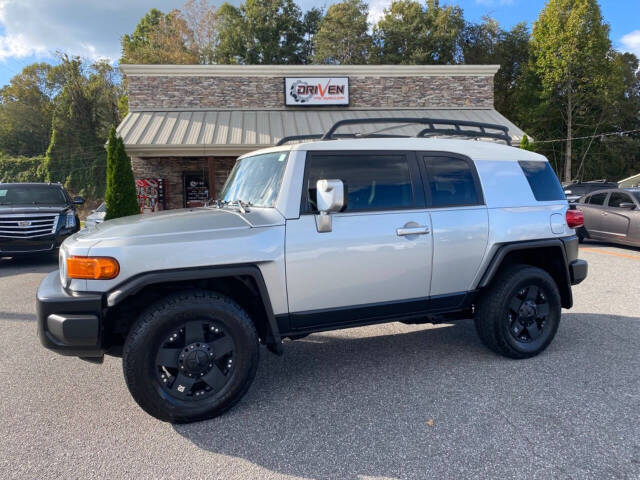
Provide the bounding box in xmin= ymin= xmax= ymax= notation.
xmin=36 ymin=118 xmax=588 ymax=423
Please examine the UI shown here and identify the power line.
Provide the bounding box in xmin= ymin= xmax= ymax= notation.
xmin=533 ymin=129 xmax=640 ymax=144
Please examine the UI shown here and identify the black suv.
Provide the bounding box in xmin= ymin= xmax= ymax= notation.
xmin=563 ymin=180 xmax=618 ymax=203
xmin=0 ymin=183 xmax=83 ymax=257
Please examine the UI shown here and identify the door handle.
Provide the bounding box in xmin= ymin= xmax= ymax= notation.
xmin=396 ymin=226 xmax=430 ymax=236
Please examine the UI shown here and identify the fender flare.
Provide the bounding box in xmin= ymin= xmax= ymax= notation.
xmin=105 ymin=264 xmax=283 ymax=354
xmin=477 ymin=238 xmax=573 ymax=308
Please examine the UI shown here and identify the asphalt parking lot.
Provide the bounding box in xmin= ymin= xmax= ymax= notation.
xmin=1 ymin=242 xmax=639 ymax=480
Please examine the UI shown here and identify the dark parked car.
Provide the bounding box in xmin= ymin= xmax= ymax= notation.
xmin=0 ymin=183 xmax=83 ymax=257
xmin=563 ymin=180 xmax=619 ymax=203
xmin=575 ymin=188 xmax=640 ymax=247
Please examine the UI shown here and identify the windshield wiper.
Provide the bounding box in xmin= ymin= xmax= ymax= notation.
xmin=227 ymin=199 xmax=251 ymax=213
xmin=209 ymin=199 xmax=252 ymax=213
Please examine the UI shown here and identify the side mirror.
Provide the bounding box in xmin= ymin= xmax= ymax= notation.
xmin=315 ymin=179 xmax=345 ymax=233
xmin=618 ymin=202 xmax=636 ymax=210
xmin=73 ymin=196 xmax=85 ymax=205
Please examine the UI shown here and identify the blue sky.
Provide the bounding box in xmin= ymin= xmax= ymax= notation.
xmin=0 ymin=0 xmax=638 ymax=87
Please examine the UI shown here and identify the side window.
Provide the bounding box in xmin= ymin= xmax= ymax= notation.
xmin=518 ymin=161 xmax=566 ymax=201
xmin=424 ymin=156 xmax=481 ymax=208
xmin=589 ymin=192 xmax=607 ymax=205
xmin=607 ymin=192 xmax=632 ymax=208
xmin=304 ymin=153 xmax=414 ymax=213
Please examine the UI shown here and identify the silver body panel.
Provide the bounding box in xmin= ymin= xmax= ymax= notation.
xmin=60 ymin=138 xmax=571 ymax=317
xmin=285 ymin=211 xmax=433 ymax=313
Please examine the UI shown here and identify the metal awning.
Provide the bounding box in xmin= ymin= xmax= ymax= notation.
xmin=118 ymin=108 xmax=528 ymax=157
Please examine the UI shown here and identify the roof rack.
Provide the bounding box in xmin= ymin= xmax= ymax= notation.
xmin=275 ymin=132 xmax=409 ymax=146
xmin=276 ymin=117 xmax=512 ymax=146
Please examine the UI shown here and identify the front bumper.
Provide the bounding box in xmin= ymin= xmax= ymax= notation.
xmin=0 ymin=229 xmax=75 ymax=256
xmin=36 ymin=270 xmax=105 ymax=357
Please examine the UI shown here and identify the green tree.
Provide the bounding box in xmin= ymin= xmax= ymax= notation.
xmin=373 ymin=0 xmax=426 ymax=64
xmin=531 ymin=0 xmax=612 ymax=181
xmin=313 ymin=0 xmax=371 ymax=64
xmin=0 ymin=154 xmax=46 ymax=183
xmin=373 ymin=0 xmax=465 ymax=64
xmin=520 ymin=135 xmax=533 ymax=151
xmin=44 ymin=55 xmax=123 ymax=198
xmin=104 ymin=134 xmax=139 ymax=220
xmin=213 ymin=0 xmax=306 ymax=64
xmin=212 ymin=3 xmax=246 ymax=64
xmin=121 ymin=8 xmax=198 ymax=64
xmin=299 ymin=7 xmax=324 ymax=63
xmin=462 ymin=18 xmax=530 ymax=121
xmin=0 ymin=63 xmax=54 ymax=156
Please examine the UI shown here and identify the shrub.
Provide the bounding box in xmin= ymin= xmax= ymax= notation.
xmin=0 ymin=155 xmax=47 ymax=183
xmin=104 ymin=129 xmax=139 ymax=220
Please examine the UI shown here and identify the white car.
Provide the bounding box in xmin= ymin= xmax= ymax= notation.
xmin=36 ymin=117 xmax=587 ymax=423
xmin=84 ymin=202 xmax=105 ymax=228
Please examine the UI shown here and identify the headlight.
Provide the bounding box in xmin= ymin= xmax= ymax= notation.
xmin=65 ymin=211 xmax=76 ymax=229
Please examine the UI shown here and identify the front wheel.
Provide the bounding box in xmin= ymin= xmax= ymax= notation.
xmin=475 ymin=265 xmax=561 ymax=359
xmin=123 ymin=290 xmax=259 ymax=423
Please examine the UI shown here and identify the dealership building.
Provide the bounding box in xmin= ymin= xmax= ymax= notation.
xmin=117 ymin=64 xmax=526 ymax=210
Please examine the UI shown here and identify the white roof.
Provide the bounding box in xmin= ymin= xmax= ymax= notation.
xmin=241 ymin=137 xmax=547 ymax=162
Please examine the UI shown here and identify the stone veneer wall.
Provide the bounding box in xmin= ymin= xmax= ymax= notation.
xmin=131 ymin=156 xmax=236 ymax=210
xmin=128 ymin=75 xmax=493 ymax=110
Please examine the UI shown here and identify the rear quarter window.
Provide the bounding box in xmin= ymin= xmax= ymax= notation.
xmin=518 ymin=161 xmax=566 ymax=201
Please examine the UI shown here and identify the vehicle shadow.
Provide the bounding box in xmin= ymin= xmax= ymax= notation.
xmin=172 ymin=313 xmax=640 ymax=480
xmin=0 ymin=254 xmax=58 ymax=278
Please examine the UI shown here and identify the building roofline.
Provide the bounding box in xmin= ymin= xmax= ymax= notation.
xmin=119 ymin=64 xmax=501 ymax=77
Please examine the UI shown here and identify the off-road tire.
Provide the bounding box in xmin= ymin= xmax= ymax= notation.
xmin=475 ymin=265 xmax=561 ymax=359
xmin=123 ymin=290 xmax=259 ymax=423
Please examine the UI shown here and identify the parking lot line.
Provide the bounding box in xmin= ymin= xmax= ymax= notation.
xmin=579 ymin=247 xmax=640 ymax=261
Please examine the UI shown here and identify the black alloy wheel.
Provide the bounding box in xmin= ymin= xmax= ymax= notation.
xmin=156 ymin=320 xmax=235 ymax=401
xmin=123 ymin=290 xmax=259 ymax=423
xmin=506 ymin=285 xmax=550 ymax=344
xmin=475 ymin=265 xmax=561 ymax=359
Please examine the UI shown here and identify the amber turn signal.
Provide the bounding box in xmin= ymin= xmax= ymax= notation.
xmin=66 ymin=256 xmax=120 ymax=280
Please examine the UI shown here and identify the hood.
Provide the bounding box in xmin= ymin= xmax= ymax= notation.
xmin=0 ymin=204 xmax=70 ymax=214
xmin=76 ymin=207 xmax=285 ymax=242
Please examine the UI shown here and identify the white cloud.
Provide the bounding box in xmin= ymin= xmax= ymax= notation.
xmin=620 ymin=30 xmax=640 ymax=57
xmin=367 ymin=0 xmax=392 ymax=25
xmin=0 ymin=0 xmax=182 ymax=61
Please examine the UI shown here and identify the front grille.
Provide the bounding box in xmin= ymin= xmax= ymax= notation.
xmin=0 ymin=213 xmax=59 ymax=239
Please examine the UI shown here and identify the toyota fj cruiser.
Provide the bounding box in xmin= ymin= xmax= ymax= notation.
xmin=36 ymin=118 xmax=588 ymax=423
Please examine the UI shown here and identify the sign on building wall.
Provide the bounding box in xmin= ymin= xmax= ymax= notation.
xmin=285 ymin=77 xmax=349 ymax=106
xmin=136 ymin=178 xmax=166 ymax=213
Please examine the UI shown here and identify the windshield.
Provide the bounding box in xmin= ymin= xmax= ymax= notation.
xmin=0 ymin=184 xmax=67 ymax=205
xmin=218 ymin=152 xmax=288 ymax=207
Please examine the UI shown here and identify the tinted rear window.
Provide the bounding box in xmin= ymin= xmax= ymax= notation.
xmin=423 ymin=156 xmax=481 ymax=207
xmin=588 ymin=192 xmax=607 ymax=205
xmin=519 ymin=161 xmax=566 ymax=201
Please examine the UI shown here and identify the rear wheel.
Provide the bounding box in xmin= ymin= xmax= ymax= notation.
xmin=123 ymin=290 xmax=259 ymax=423
xmin=475 ymin=265 xmax=561 ymax=359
